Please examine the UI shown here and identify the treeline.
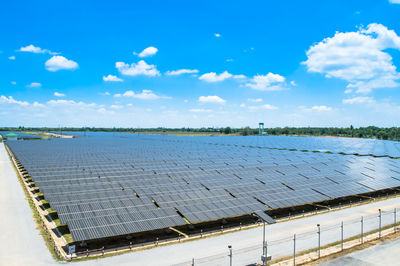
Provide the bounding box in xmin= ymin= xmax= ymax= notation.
xmin=1 ymin=126 xmax=399 ymax=140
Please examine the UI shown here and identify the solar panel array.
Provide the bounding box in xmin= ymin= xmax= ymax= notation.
xmin=6 ymin=133 xmax=400 ymax=242
xmin=176 ymin=135 xmax=400 ymax=158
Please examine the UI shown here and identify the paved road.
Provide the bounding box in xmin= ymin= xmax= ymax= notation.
xmin=0 ymin=143 xmax=56 ymax=266
xmin=319 ymin=237 xmax=400 ymax=266
xmin=1 ymin=141 xmax=400 ymax=266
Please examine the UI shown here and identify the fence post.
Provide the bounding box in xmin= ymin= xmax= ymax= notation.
xmin=192 ymin=258 xmax=195 ymax=266
xmin=394 ymin=208 xmax=397 ymax=233
xmin=317 ymin=224 xmax=321 ymax=259
xmin=341 ymin=221 xmax=344 ymax=251
xmin=293 ymin=234 xmax=296 ymax=266
xmin=361 ymin=216 xmax=364 ymax=244
xmin=379 ymin=209 xmax=382 ymax=238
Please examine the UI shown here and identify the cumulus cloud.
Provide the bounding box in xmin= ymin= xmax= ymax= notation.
xmin=0 ymin=95 xmax=29 ymax=106
xmin=45 ymin=56 xmax=78 ymax=71
xmin=110 ymin=104 xmax=123 ymax=109
xmin=135 ymin=46 xmax=158 ymax=58
xmin=389 ymin=0 xmax=400 ymax=3
xmin=54 ymin=92 xmax=65 ymax=97
xmin=47 ymin=99 xmax=96 ymax=107
xmin=310 ymin=105 xmax=332 ymax=111
xmin=116 ymin=60 xmax=160 ymax=76
xmin=248 ymin=98 xmax=263 ymax=102
xmin=8 ymin=56 xmax=15 ymax=60
xmin=199 ymin=71 xmax=233 ymax=82
xmin=303 ymin=23 xmax=400 ymax=93
xmin=198 ymin=95 xmax=226 ymax=104
xmin=342 ymin=96 xmax=375 ymax=104
xmin=248 ymin=104 xmax=278 ymax=110
xmin=114 ymin=90 xmax=169 ymax=100
xmin=103 ymin=74 xmax=123 ymax=82
xmin=26 ymin=82 xmax=41 ymax=88
xmin=18 ymin=44 xmax=58 ymax=55
xmin=245 ymin=73 xmax=287 ymax=91
xmin=189 ymin=108 xmax=213 ymax=113
xmin=165 ymin=69 xmax=199 ymax=76
xmin=11 ymin=81 xmax=16 ymax=85
xmin=215 ymin=33 xmax=221 ymax=37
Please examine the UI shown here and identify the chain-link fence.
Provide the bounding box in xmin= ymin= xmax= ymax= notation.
xmin=174 ymin=207 xmax=399 ymax=266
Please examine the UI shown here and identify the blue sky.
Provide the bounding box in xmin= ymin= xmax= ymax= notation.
xmin=1 ymin=0 xmax=400 ymax=128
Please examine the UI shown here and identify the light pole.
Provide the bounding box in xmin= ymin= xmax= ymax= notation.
xmin=228 ymin=245 xmax=232 ymax=266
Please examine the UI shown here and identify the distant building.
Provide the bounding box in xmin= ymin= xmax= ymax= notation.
xmin=5 ymin=133 xmax=18 ymax=141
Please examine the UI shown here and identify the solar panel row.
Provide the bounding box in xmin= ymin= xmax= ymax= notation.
xmin=6 ymin=133 xmax=400 ymax=242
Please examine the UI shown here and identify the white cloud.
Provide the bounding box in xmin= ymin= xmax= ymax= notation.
xmin=110 ymin=104 xmax=123 ymax=109
xmin=199 ymin=71 xmax=233 ymax=82
xmin=26 ymin=82 xmax=42 ymax=88
xmin=0 ymin=95 xmax=29 ymax=106
xmin=189 ymin=108 xmax=213 ymax=113
xmin=103 ymin=74 xmax=123 ymax=82
xmin=226 ymin=58 xmax=234 ymax=62
xmin=389 ymin=0 xmax=400 ymax=3
xmin=198 ymin=95 xmax=226 ymax=104
xmin=135 ymin=46 xmax=158 ymax=58
xmin=290 ymin=81 xmax=297 ymax=86
xmin=45 ymin=56 xmax=78 ymax=72
xmin=310 ymin=105 xmax=332 ymax=111
xmin=247 ymin=98 xmax=263 ymax=102
xmin=18 ymin=44 xmax=58 ymax=55
xmin=33 ymin=102 xmax=44 ymax=107
xmin=344 ymin=88 xmax=353 ymax=94
xmin=116 ymin=60 xmax=160 ymax=76
xmin=342 ymin=96 xmax=375 ymax=104
xmin=303 ymin=23 xmax=400 ymax=93
xmin=215 ymin=33 xmax=221 ymax=37
xmin=245 ymin=73 xmax=287 ymax=91
xmin=8 ymin=56 xmax=15 ymax=60
xmin=11 ymin=81 xmax=16 ymax=85
xmin=104 ymin=92 xmax=111 ymax=96
xmin=240 ymin=103 xmax=246 ymax=108
xmin=233 ymin=74 xmax=246 ymax=79
xmin=47 ymin=99 xmax=96 ymax=108
xmin=54 ymin=92 xmax=65 ymax=97
xmin=165 ymin=69 xmax=199 ymax=76
xmin=248 ymin=104 xmax=278 ymax=110
xmin=114 ymin=90 xmax=169 ymax=100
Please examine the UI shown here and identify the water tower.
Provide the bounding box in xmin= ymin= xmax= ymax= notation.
xmin=259 ymin=123 xmax=264 ymax=136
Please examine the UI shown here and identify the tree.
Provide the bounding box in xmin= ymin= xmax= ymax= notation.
xmin=224 ymin=127 xmax=232 ymax=134
xmin=241 ymin=127 xmax=251 ymax=136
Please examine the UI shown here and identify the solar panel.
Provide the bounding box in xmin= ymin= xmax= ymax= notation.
xmin=6 ymin=133 xmax=400 ymax=242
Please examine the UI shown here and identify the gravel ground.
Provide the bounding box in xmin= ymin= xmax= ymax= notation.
xmin=1 ymin=142 xmax=400 ymax=266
